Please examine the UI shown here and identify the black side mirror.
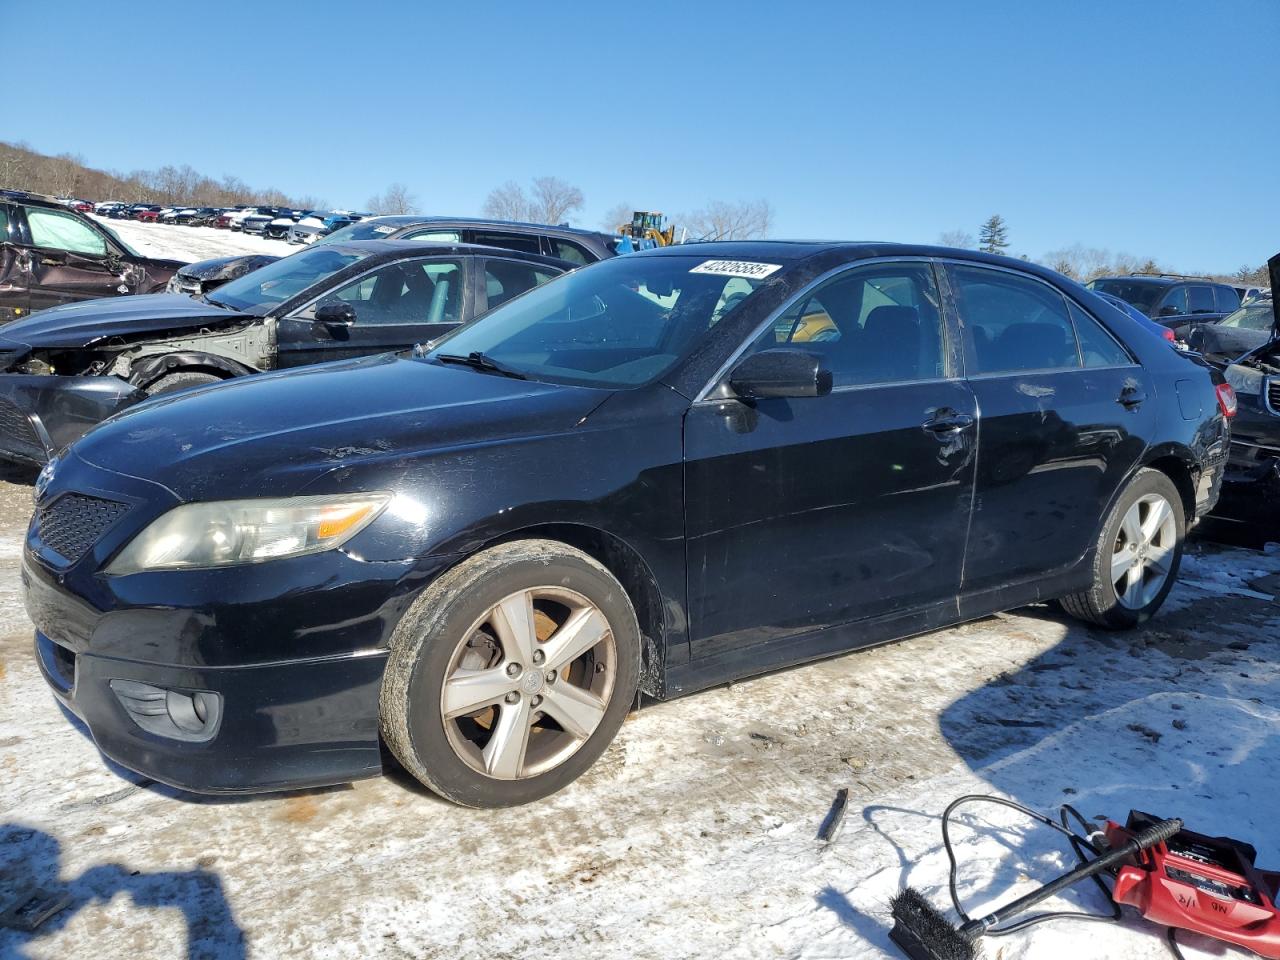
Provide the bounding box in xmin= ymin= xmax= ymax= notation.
xmin=314 ymin=301 xmax=356 ymax=328
xmin=729 ymin=349 xmax=832 ymax=400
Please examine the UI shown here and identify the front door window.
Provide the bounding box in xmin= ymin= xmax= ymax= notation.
xmin=26 ymin=207 xmax=107 ymax=256
xmin=325 ymin=260 xmax=463 ymax=325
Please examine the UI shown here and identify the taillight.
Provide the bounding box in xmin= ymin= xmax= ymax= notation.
xmin=1162 ymin=328 xmax=1176 ymax=342
xmin=1216 ymin=382 xmax=1237 ymax=418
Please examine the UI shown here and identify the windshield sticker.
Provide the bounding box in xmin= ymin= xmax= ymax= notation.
xmin=690 ymin=260 xmax=782 ymax=280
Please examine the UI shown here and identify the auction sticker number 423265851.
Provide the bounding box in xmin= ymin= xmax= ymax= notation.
xmin=689 ymin=260 xmax=783 ymax=280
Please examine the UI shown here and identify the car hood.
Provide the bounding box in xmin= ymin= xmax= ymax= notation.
xmin=72 ymin=354 xmax=610 ymax=501
xmin=0 ymin=294 xmax=248 ymax=350
xmin=176 ymin=254 xmax=280 ymax=282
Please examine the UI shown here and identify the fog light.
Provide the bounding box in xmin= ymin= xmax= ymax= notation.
xmin=109 ymin=679 xmax=223 ymax=742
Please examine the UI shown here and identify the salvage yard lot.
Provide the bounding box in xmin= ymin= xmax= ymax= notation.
xmin=95 ymin=216 xmax=294 ymax=264
xmin=0 ymin=474 xmax=1277 ymax=960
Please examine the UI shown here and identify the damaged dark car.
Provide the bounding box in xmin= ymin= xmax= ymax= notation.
xmin=23 ymin=242 xmax=1231 ymax=807
xmin=0 ymin=191 xmax=184 ymax=323
xmin=0 ymin=240 xmax=568 ymax=464
xmin=165 ymin=253 xmax=281 ymax=297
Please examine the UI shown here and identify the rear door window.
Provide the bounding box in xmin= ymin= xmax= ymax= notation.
xmin=1187 ymin=285 xmax=1216 ymax=314
xmin=0 ymin=206 xmax=9 ymax=240
xmin=949 ymin=264 xmax=1081 ymax=374
xmin=549 ymin=239 xmax=593 ymax=264
xmin=482 ymin=259 xmax=560 ymax=311
xmin=761 ymin=261 xmax=946 ymax=386
xmin=469 ymin=231 xmax=542 ymax=256
xmin=1213 ymin=286 xmax=1241 ymax=313
xmin=1157 ymin=287 xmax=1188 ymax=317
xmin=1067 ymin=301 xmax=1132 ymax=367
xmin=26 ymin=207 xmax=107 ymax=256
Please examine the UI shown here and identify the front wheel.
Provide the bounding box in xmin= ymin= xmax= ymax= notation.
xmin=380 ymin=540 xmax=640 ymax=807
xmin=1059 ymin=468 xmax=1184 ymax=629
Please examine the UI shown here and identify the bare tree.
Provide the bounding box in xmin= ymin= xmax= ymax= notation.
xmin=482 ymin=180 xmax=532 ymax=221
xmin=528 ymin=176 xmax=584 ymax=225
xmin=600 ymin=203 xmax=633 ymax=233
xmin=937 ymin=229 xmax=975 ymax=249
xmin=679 ymin=199 xmax=773 ymax=241
xmin=483 ymin=177 xmax=585 ymax=225
xmin=367 ymin=182 xmax=418 ymax=215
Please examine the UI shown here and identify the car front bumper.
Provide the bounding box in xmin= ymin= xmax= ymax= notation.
xmin=21 ymin=453 xmax=448 ymax=793
xmin=0 ymin=373 xmax=149 ymax=465
xmin=33 ymin=625 xmax=390 ymax=794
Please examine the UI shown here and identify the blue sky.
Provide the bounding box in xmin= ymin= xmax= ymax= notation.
xmin=7 ymin=0 xmax=1277 ymax=271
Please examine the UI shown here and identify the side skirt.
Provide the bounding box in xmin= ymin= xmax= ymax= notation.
xmin=660 ymin=564 xmax=1092 ymax=700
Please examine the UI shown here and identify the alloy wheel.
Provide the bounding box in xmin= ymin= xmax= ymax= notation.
xmin=440 ymin=587 xmax=616 ymax=780
xmin=1111 ymin=493 xmax=1177 ymax=610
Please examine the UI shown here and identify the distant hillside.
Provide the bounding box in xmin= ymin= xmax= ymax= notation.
xmin=0 ymin=140 xmax=324 ymax=210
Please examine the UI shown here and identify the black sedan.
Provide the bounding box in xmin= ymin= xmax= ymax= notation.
xmin=0 ymin=240 xmax=569 ymax=464
xmin=24 ymin=242 xmax=1231 ymax=807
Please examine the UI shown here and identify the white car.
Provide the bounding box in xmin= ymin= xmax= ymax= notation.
xmin=288 ymin=215 xmax=329 ymax=244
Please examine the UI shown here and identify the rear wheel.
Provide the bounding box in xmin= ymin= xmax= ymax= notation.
xmin=381 ymin=540 xmax=640 ymax=807
xmin=1060 ymin=468 xmax=1184 ymax=629
xmin=145 ymin=371 xmax=223 ymax=395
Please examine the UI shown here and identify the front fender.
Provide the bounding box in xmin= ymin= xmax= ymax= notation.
xmin=128 ymin=351 xmax=257 ymax=389
xmin=0 ymin=373 xmax=148 ymax=464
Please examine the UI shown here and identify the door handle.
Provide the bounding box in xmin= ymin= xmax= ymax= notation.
xmin=922 ymin=411 xmax=975 ymax=435
xmin=1117 ymin=386 xmax=1147 ymax=409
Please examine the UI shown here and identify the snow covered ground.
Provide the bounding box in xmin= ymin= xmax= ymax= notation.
xmin=0 ymin=476 xmax=1276 ymax=960
xmin=92 ymin=216 xmax=294 ymax=265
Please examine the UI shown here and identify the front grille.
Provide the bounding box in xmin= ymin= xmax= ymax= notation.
xmin=0 ymin=397 xmax=44 ymax=458
xmin=1265 ymin=377 xmax=1280 ymax=417
xmin=36 ymin=493 xmax=130 ymax=565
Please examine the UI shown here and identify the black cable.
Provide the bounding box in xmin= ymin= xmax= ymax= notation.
xmin=941 ymin=794 xmax=1122 ymax=937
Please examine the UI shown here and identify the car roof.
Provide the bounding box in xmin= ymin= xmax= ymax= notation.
xmin=0 ymin=189 xmax=75 ymax=210
xmin=629 ymin=240 xmax=1074 ymax=277
xmin=361 ymin=214 xmax=614 ymax=241
xmin=317 ymin=238 xmax=574 ymax=270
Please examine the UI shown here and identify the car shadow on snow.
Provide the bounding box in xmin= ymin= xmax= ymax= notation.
xmin=823 ymin=541 xmax=1280 ymax=954
xmin=0 ymin=823 xmax=245 ymax=959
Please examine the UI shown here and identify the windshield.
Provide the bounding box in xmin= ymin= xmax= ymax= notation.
xmin=1086 ymin=279 xmax=1165 ymax=314
xmin=317 ymin=220 xmax=405 ymax=245
xmin=1220 ymin=300 xmax=1274 ymax=331
xmin=426 ymin=254 xmax=778 ymax=388
xmin=208 ymin=247 xmax=370 ymax=313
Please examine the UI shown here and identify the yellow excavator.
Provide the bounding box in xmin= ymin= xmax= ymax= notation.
xmin=616 ymin=211 xmax=676 ymax=248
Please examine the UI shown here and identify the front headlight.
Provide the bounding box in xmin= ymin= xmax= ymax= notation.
xmin=106 ymin=493 xmax=391 ymax=575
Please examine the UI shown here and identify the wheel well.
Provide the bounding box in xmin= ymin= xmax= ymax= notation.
xmin=1144 ymin=454 xmax=1197 ymax=520
xmin=488 ymin=523 xmax=666 ymax=698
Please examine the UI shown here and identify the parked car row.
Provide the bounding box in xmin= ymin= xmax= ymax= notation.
xmin=54 ymin=197 xmax=379 ymax=241
xmin=15 ymin=238 xmax=1236 ymax=809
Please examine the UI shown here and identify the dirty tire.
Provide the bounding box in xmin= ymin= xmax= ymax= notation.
xmin=146 ymin=371 xmax=223 ymax=395
xmin=380 ymin=539 xmax=640 ymax=807
xmin=1059 ymin=468 xmax=1185 ymax=630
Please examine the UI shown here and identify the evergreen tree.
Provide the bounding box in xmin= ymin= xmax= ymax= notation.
xmin=978 ymin=215 xmax=1009 ymax=255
